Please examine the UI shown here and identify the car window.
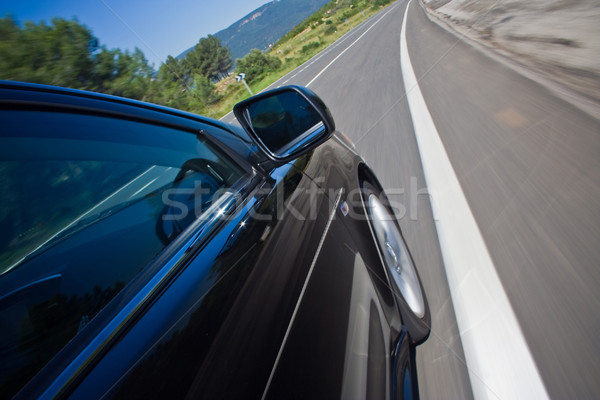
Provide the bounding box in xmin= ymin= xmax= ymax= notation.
xmin=0 ymin=109 xmax=247 ymax=396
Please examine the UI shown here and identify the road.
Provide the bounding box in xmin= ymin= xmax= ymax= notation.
xmin=225 ymin=1 xmax=600 ymax=398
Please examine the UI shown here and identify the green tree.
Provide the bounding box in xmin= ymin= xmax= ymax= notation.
xmin=185 ymin=35 xmax=232 ymax=81
xmin=148 ymin=78 xmax=191 ymax=110
xmin=0 ymin=17 xmax=98 ymax=89
xmin=0 ymin=17 xmax=232 ymax=115
xmin=236 ymin=49 xmax=282 ymax=83
xmin=157 ymin=55 xmax=188 ymax=84
xmin=99 ymin=48 xmax=154 ymax=100
xmin=0 ymin=17 xmax=22 ymax=80
xmin=192 ymin=75 xmax=221 ymax=105
xmin=0 ymin=16 xmax=155 ymax=102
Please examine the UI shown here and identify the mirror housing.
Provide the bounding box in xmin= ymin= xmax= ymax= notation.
xmin=233 ymin=85 xmax=335 ymax=162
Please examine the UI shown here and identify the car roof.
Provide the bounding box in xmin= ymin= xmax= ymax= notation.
xmin=0 ymin=79 xmax=260 ymax=164
xmin=0 ymin=80 xmax=223 ymax=127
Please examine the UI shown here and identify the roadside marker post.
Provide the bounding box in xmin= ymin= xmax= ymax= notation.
xmin=236 ymin=73 xmax=253 ymax=95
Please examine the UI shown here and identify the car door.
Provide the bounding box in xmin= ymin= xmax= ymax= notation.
xmin=0 ymin=96 xmax=271 ymax=398
xmin=261 ymin=143 xmax=406 ymax=399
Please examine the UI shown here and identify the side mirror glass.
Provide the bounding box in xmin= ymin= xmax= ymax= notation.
xmin=233 ymin=85 xmax=335 ymax=161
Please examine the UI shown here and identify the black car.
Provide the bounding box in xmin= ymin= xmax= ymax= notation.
xmin=0 ymin=81 xmax=430 ymax=399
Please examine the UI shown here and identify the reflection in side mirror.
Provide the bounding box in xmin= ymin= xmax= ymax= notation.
xmin=233 ymin=85 xmax=335 ymax=161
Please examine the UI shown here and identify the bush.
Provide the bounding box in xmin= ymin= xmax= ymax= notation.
xmin=338 ymin=8 xmax=360 ymax=22
xmin=307 ymin=12 xmax=324 ymax=25
xmin=236 ymin=49 xmax=282 ymax=82
xmin=300 ymin=41 xmax=321 ymax=54
xmin=324 ymin=25 xmax=337 ymax=35
xmin=371 ymin=0 xmax=392 ymax=8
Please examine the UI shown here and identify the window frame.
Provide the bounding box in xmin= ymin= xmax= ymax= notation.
xmin=0 ymin=97 xmax=264 ymax=399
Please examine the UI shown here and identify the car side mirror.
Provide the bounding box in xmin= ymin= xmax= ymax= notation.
xmin=233 ymin=85 xmax=335 ymax=161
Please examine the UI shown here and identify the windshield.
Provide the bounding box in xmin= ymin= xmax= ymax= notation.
xmin=0 ymin=109 xmax=246 ymax=395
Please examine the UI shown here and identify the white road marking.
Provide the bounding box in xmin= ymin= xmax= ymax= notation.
xmin=219 ymin=26 xmax=367 ymax=123
xmin=219 ymin=6 xmax=394 ymax=124
xmin=220 ymin=110 xmax=233 ymax=121
xmin=399 ymin=2 xmax=549 ymax=399
xmin=267 ymin=14 xmax=377 ymax=89
xmin=306 ymin=3 xmax=398 ymax=87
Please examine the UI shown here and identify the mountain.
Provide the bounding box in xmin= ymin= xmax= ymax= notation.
xmin=178 ymin=0 xmax=330 ymax=61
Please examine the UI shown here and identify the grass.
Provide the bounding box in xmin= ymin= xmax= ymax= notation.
xmin=204 ymin=0 xmax=395 ymax=119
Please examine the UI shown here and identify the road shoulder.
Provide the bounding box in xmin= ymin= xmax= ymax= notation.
xmin=417 ymin=0 xmax=600 ymax=120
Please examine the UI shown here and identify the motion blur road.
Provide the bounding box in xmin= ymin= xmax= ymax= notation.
xmin=225 ymin=1 xmax=600 ymax=398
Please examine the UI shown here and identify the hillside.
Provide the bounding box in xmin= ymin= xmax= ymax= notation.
xmin=178 ymin=0 xmax=330 ymax=61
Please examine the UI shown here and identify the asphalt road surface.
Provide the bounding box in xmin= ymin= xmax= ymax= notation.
xmin=225 ymin=1 xmax=600 ymax=398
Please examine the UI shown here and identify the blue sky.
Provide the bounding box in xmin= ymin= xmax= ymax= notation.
xmin=2 ymin=0 xmax=270 ymax=67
